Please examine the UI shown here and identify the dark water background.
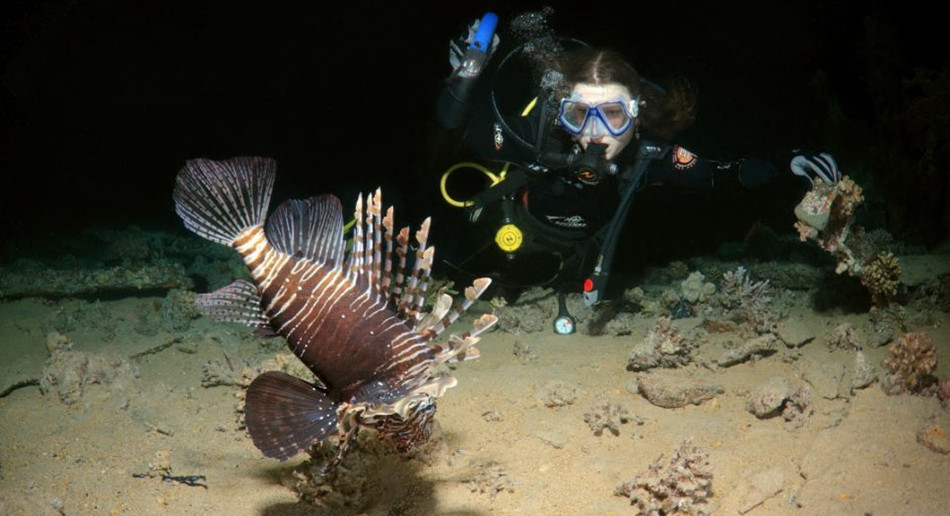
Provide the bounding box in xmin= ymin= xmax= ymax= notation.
xmin=1 ymin=1 xmax=945 ymax=270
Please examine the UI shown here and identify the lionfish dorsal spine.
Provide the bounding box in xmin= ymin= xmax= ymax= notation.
xmin=368 ymin=189 xmax=384 ymax=291
xmin=380 ymin=206 xmax=395 ymax=298
xmin=346 ymin=194 xmax=366 ymax=281
xmin=390 ymin=226 xmax=410 ymax=302
xmin=395 ymin=218 xmax=431 ymax=320
xmin=405 ymin=246 xmax=435 ymax=322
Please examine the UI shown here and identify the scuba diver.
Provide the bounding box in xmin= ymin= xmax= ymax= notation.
xmin=434 ymin=12 xmax=841 ymax=335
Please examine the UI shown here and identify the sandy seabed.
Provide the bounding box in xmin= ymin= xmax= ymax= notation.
xmin=1 ymin=257 xmax=949 ymax=516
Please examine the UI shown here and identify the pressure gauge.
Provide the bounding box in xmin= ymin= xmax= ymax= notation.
xmin=553 ymin=314 xmax=576 ymax=335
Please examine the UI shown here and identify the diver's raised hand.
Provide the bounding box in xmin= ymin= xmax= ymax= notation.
xmin=790 ymin=152 xmax=840 ymax=185
xmin=448 ymin=13 xmax=500 ymax=78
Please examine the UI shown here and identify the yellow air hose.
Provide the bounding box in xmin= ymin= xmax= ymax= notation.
xmin=439 ymin=162 xmax=510 ymax=207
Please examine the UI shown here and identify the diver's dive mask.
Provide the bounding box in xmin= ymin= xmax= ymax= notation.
xmin=558 ymin=97 xmax=639 ymax=137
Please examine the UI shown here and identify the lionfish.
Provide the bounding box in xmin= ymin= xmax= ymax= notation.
xmin=172 ymin=156 xmax=496 ymax=468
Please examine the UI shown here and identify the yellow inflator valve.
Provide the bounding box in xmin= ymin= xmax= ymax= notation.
xmin=494 ymin=224 xmax=523 ymax=252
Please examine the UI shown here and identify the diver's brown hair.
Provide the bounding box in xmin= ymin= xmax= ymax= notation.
xmin=558 ymin=47 xmax=697 ymax=143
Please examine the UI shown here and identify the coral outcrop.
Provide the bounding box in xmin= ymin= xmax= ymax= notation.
xmin=681 ymin=272 xmax=716 ymax=304
xmin=793 ymin=176 xmax=901 ymax=306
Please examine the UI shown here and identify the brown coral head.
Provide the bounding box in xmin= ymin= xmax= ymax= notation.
xmin=861 ymin=251 xmax=901 ymax=307
xmin=883 ymin=332 xmax=938 ymax=394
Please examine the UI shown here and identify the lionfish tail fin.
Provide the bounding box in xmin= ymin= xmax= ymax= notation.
xmin=244 ymin=371 xmax=340 ymax=462
xmin=173 ymin=156 xmax=275 ymax=246
xmin=265 ymin=195 xmax=345 ymax=267
xmin=195 ymin=279 xmax=270 ymax=329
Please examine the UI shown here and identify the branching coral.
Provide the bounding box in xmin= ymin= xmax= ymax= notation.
xmin=615 ymin=439 xmax=713 ymax=515
xmin=708 ymin=267 xmax=774 ymax=335
xmin=883 ymin=331 xmax=938 ymax=394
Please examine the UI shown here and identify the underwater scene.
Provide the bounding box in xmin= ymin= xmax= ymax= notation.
xmin=2 ymin=3 xmax=948 ymax=516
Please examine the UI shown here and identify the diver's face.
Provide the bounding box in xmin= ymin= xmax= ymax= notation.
xmin=568 ymin=83 xmax=636 ymax=160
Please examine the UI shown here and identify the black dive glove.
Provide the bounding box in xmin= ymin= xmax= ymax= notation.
xmin=790 ymin=151 xmax=840 ymax=185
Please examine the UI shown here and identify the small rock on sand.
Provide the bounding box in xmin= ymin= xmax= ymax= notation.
xmin=746 ymin=377 xmax=793 ymax=418
xmin=717 ymin=335 xmax=777 ymax=367
xmin=638 ymin=374 xmax=724 ymax=409
xmin=777 ymin=320 xmax=816 ymax=348
xmin=917 ymin=424 xmax=950 ymax=455
xmin=850 ymin=351 xmax=878 ymax=392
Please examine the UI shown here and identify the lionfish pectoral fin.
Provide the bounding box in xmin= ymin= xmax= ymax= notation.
xmin=419 ymin=278 xmax=494 ymax=339
xmin=265 ymin=195 xmax=345 ymax=267
xmin=319 ymin=407 xmax=363 ymax=476
xmin=415 ymin=293 xmax=453 ymax=333
xmin=195 ymin=280 xmax=271 ymax=330
xmin=244 ymin=371 xmax=340 ymax=462
xmin=432 ymin=313 xmax=497 ymax=364
xmin=411 ymin=376 xmax=459 ymax=399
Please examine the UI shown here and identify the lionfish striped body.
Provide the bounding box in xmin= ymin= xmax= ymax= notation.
xmin=172 ymin=157 xmax=496 ymax=467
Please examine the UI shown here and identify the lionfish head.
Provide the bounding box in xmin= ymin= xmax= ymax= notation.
xmin=372 ymin=396 xmax=437 ymax=453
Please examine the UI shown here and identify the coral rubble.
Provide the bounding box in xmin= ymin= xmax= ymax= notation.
xmin=615 ymin=439 xmax=713 ymax=515
xmin=0 ymin=262 xmax=192 ymax=299
xmin=39 ymin=331 xmax=140 ymax=406
xmin=827 ymin=322 xmax=861 ymax=351
xmin=583 ymin=397 xmax=634 ymax=436
xmin=627 ymin=317 xmax=694 ymax=371
xmin=538 ymin=380 xmax=581 ymax=408
xmin=466 ymin=460 xmax=516 ymax=499
xmin=745 ymin=378 xmax=813 ymax=430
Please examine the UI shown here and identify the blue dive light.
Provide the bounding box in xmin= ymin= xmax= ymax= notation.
xmin=469 ymin=12 xmax=498 ymax=53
